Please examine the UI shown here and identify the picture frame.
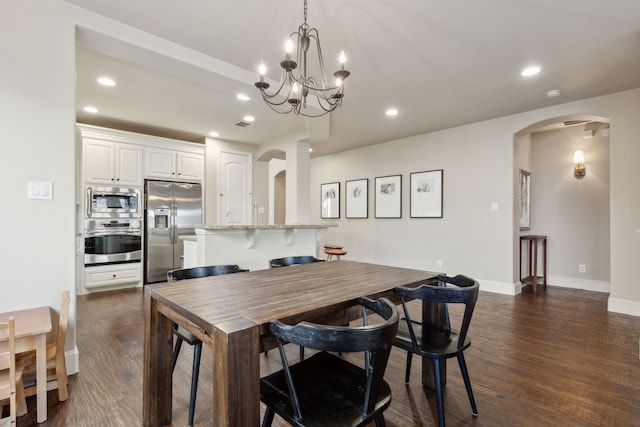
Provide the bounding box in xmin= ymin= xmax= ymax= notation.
xmin=345 ymin=178 xmax=368 ymax=218
xmin=410 ymin=169 xmax=443 ymax=218
xmin=320 ymin=182 xmax=340 ymax=219
xmin=519 ymin=169 xmax=531 ymax=230
xmin=374 ymin=175 xmax=402 ymax=218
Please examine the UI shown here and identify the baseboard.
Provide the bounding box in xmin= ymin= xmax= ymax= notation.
xmin=608 ymin=298 xmax=640 ymax=317
xmin=66 ymin=346 xmax=80 ymax=376
xmin=478 ymin=279 xmax=520 ymax=295
xmin=480 ymin=276 xmax=611 ymax=296
xmin=547 ymin=275 xmax=610 ymax=293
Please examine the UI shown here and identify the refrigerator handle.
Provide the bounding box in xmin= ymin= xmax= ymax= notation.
xmin=171 ymin=200 xmax=176 ymax=245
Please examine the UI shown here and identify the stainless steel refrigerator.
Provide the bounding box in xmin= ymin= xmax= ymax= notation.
xmin=144 ymin=180 xmax=203 ymax=284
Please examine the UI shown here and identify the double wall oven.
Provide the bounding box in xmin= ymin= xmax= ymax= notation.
xmin=84 ymin=186 xmax=142 ymax=266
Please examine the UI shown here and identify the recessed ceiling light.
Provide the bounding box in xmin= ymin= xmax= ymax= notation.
xmin=386 ymin=108 xmax=398 ymax=117
xmin=209 ymin=131 xmax=220 ymax=137
xmin=243 ymin=115 xmax=255 ymax=122
xmin=83 ymin=106 xmax=98 ymax=113
xmin=237 ymin=93 xmax=250 ymax=101
xmin=309 ymin=148 xmax=313 ymax=152
xmin=97 ymin=76 xmax=116 ymax=87
xmin=546 ymin=89 xmax=561 ymax=98
xmin=521 ymin=66 xmax=541 ymax=77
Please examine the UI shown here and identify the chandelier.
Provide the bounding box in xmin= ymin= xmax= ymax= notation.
xmin=254 ymin=0 xmax=350 ymax=117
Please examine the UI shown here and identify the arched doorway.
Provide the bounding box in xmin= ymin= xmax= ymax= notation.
xmin=514 ymin=114 xmax=611 ymax=293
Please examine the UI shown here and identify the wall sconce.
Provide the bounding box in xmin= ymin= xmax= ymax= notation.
xmin=573 ymin=150 xmax=586 ymax=179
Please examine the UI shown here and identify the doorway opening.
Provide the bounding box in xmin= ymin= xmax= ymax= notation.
xmin=514 ymin=114 xmax=611 ymax=294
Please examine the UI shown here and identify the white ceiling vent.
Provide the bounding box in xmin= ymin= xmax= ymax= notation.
xmin=234 ymin=121 xmax=252 ymax=128
xmin=562 ymin=120 xmax=589 ymax=127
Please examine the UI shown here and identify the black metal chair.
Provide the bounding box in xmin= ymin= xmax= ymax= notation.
xmin=267 ymin=255 xmax=324 ymax=359
xmin=269 ymin=255 xmax=324 ymax=268
xmin=166 ymin=264 xmax=248 ymax=426
xmin=260 ymin=296 xmax=399 ymax=427
xmin=393 ymin=274 xmax=479 ymax=427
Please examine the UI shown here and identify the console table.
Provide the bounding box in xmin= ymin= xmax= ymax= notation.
xmin=519 ymin=235 xmax=547 ymax=292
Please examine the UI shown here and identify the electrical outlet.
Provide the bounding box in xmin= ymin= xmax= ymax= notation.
xmin=436 ymin=260 xmax=442 ymax=269
xmin=579 ymin=264 xmax=586 ymax=273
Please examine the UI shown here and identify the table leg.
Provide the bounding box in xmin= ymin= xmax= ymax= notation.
xmin=35 ymin=334 xmax=46 ymax=423
xmin=143 ymin=290 xmax=173 ymax=427
xmin=212 ymin=318 xmax=259 ymax=426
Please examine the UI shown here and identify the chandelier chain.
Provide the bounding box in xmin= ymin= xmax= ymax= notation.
xmin=303 ymin=0 xmax=307 ymax=23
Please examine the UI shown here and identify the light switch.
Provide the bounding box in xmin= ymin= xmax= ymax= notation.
xmin=28 ymin=181 xmax=53 ymax=200
xmin=491 ymin=202 xmax=498 ymax=212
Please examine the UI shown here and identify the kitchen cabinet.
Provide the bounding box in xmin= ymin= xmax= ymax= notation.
xmin=145 ymin=147 xmax=204 ymax=182
xmin=84 ymin=139 xmax=143 ymax=186
xmin=82 ymin=262 xmax=142 ymax=294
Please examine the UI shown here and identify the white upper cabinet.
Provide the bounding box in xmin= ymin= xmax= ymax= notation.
xmin=145 ymin=148 xmax=204 ymax=182
xmin=176 ymin=151 xmax=205 ymax=182
xmin=79 ymin=124 xmax=206 ymax=188
xmin=84 ymin=139 xmax=143 ymax=186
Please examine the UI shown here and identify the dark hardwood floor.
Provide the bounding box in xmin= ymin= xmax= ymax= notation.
xmin=14 ymin=285 xmax=640 ymax=426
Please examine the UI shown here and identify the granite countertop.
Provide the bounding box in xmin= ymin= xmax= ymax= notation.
xmin=196 ymin=224 xmax=338 ymax=231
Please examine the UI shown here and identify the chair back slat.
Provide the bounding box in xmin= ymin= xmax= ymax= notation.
xmin=269 ymin=256 xmax=323 ymax=268
xmin=167 ymin=264 xmax=248 ymax=282
xmin=270 ymin=297 xmax=398 ymax=353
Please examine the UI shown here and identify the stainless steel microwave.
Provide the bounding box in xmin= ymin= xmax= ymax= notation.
xmin=86 ymin=186 xmax=142 ymax=218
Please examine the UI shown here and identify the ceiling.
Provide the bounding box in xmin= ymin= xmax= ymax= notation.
xmin=71 ymin=0 xmax=640 ymax=157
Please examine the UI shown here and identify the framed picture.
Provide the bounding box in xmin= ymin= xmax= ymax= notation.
xmin=374 ymin=175 xmax=402 ymax=218
xmin=321 ymin=182 xmax=340 ymax=219
xmin=519 ymin=169 xmax=531 ymax=230
xmin=410 ymin=169 xmax=443 ymax=218
xmin=345 ymin=178 xmax=368 ymax=218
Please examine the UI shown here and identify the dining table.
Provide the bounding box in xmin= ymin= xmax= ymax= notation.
xmin=142 ymin=260 xmax=441 ymax=426
xmin=0 ymin=306 xmax=52 ymax=423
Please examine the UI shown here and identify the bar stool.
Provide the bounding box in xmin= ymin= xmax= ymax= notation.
xmin=324 ymin=244 xmax=347 ymax=261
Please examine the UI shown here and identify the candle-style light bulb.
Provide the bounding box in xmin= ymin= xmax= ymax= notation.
xmin=292 ymin=82 xmax=300 ymax=94
xmin=285 ymin=39 xmax=294 ymax=54
xmin=257 ymin=63 xmax=267 ymax=83
xmin=339 ymin=50 xmax=346 ymax=65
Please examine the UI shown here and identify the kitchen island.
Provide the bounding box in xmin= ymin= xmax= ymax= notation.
xmin=182 ymin=224 xmax=337 ymax=271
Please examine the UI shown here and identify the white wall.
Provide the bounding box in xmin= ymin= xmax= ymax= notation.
xmin=310 ymin=89 xmax=640 ymax=314
xmin=1 ymin=0 xmax=78 ymax=366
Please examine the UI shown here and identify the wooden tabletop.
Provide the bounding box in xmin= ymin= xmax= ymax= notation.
xmin=144 ymin=260 xmax=440 ymax=427
xmin=0 ymin=306 xmax=52 ymax=340
xmin=149 ymin=260 xmax=436 ymax=335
